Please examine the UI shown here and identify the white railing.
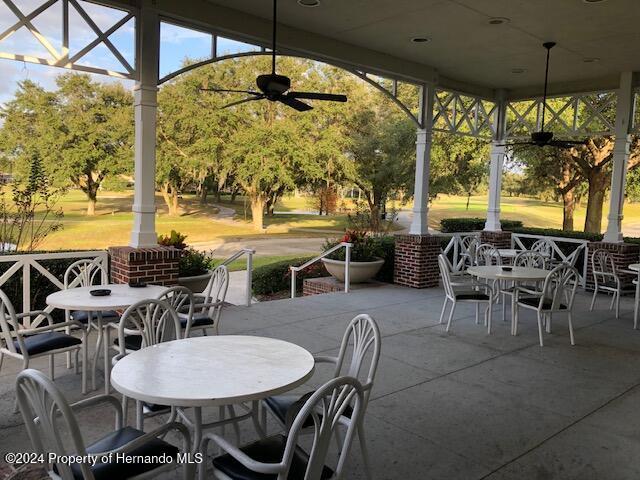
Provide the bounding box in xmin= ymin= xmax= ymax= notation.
xmin=511 ymin=233 xmax=589 ymax=286
xmin=220 ymin=247 xmax=255 ymax=306
xmin=0 ymin=250 xmax=108 ymax=328
xmin=290 ymin=242 xmax=352 ymax=299
xmin=440 ymin=232 xmax=479 ymax=271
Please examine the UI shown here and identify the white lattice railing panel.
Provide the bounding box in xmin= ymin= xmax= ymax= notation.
xmin=0 ymin=0 xmax=136 ymax=79
xmin=433 ymin=89 xmax=496 ymax=139
xmin=506 ymin=92 xmax=617 ymax=139
xmin=0 ymin=251 xmax=108 ymax=328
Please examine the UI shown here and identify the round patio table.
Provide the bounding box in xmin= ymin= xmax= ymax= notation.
xmin=628 ymin=263 xmax=640 ymax=329
xmin=467 ymin=265 xmax=549 ymax=282
xmin=467 ymin=266 xmax=550 ymax=334
xmin=110 ymin=335 xmax=315 ymax=453
xmin=47 ymin=283 xmax=168 ymax=393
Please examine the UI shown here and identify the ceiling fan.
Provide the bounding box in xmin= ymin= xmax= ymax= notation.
xmin=500 ymin=42 xmax=586 ymax=149
xmin=199 ymin=0 xmax=347 ymax=111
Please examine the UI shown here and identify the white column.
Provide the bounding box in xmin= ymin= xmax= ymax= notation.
xmin=409 ymin=84 xmax=434 ymax=235
xmin=130 ymin=2 xmax=160 ymax=248
xmin=484 ymin=93 xmax=508 ymax=232
xmin=604 ymin=72 xmax=636 ymax=243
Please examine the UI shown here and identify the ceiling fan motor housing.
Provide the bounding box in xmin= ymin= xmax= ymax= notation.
xmin=531 ymin=131 xmax=554 ymax=144
xmin=257 ymin=74 xmax=291 ymax=98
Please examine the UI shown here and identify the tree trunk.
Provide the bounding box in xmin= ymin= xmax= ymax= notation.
xmin=199 ymin=186 xmax=208 ymax=205
xmin=584 ymin=171 xmax=608 ymax=233
xmin=160 ymin=183 xmax=180 ymax=216
xmin=466 ymin=193 xmax=471 ymax=211
xmin=87 ymin=197 xmax=96 ymax=216
xmin=230 ymin=188 xmax=239 ymax=204
xmin=562 ymin=189 xmax=575 ymax=231
xmin=250 ymin=196 xmax=265 ymax=230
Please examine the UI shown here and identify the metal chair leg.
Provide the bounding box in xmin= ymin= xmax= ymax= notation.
xmin=589 ymin=287 xmax=598 ymax=311
xmin=568 ymin=311 xmax=575 ymax=346
xmin=446 ymin=303 xmax=456 ymax=332
xmin=439 ymin=298 xmax=448 ymax=324
xmin=358 ymin=423 xmax=373 ymax=480
xmin=536 ymin=311 xmax=545 ymax=347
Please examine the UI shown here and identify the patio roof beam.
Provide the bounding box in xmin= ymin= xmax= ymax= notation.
xmin=603 ymin=72 xmax=637 ymax=243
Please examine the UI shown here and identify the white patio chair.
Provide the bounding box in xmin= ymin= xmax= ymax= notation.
xmin=159 ymin=285 xmax=195 ymax=337
xmin=438 ymin=254 xmax=494 ymax=334
xmin=0 ymin=288 xmax=87 ymax=396
xmin=201 ymin=376 xmax=365 ymax=480
xmin=64 ymin=258 xmax=119 ymax=384
xmin=460 ymin=235 xmax=479 ymax=268
xmin=513 ymin=264 xmax=579 ymax=346
xmin=530 ymin=239 xmax=555 ymax=264
xmin=261 ymin=314 xmax=381 ymax=479
xmin=112 ymin=298 xmax=183 ymax=429
xmin=182 ymin=265 xmax=229 ymax=336
xmin=16 ymin=368 xmax=193 ymax=480
xmin=500 ymin=251 xmax=546 ymax=321
xmin=589 ymin=248 xmax=623 ymax=319
xmin=475 ymin=243 xmax=502 ymax=266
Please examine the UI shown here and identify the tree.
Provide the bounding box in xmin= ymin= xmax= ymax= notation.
xmin=345 ymin=93 xmax=416 ymax=231
xmin=0 ymin=74 xmax=134 ymax=215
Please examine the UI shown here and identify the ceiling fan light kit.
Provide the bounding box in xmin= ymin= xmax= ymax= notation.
xmin=200 ymin=0 xmax=347 ymax=112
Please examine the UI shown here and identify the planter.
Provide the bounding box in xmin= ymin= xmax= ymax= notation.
xmin=177 ymin=270 xmax=212 ymax=293
xmin=321 ymin=258 xmax=384 ymax=284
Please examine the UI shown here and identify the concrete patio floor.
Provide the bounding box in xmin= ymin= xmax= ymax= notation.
xmin=1 ymin=284 xmax=640 ymax=479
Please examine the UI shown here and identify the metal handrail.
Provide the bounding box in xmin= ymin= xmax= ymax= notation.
xmin=220 ymin=248 xmax=256 ymax=306
xmin=290 ymin=242 xmax=353 ymax=299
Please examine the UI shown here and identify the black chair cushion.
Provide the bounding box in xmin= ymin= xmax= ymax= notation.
xmin=14 ymin=332 xmax=81 ymax=356
xmin=55 ymin=426 xmax=178 ymax=480
xmin=264 ymin=394 xmax=353 ymax=429
xmin=143 ymin=402 xmax=171 ymax=414
xmin=179 ymin=312 xmax=213 ymax=329
xmin=519 ymin=296 xmax=567 ymax=310
xmin=212 ymin=434 xmax=333 ymax=480
xmin=113 ymin=335 xmax=142 ymax=351
xmin=71 ymin=310 xmax=119 ymax=323
xmin=455 ymin=291 xmax=490 ymax=301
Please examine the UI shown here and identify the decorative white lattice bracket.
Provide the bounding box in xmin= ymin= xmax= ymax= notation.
xmin=0 ymin=0 xmax=137 ymax=79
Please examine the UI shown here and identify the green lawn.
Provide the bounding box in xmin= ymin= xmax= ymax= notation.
xmin=214 ymin=254 xmax=308 ymax=272
xmin=25 ymin=189 xmax=640 ymax=251
xmin=36 ymin=190 xmax=350 ymax=250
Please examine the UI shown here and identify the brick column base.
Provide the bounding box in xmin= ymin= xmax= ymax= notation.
xmin=109 ymin=246 xmax=180 ymax=286
xmin=393 ymin=234 xmax=441 ymax=288
xmin=586 ymin=241 xmax=640 ymax=291
xmin=480 ymin=230 xmax=512 ymax=249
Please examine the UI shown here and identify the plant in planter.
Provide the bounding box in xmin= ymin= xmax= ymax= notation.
xmin=321 ymin=230 xmax=385 ymax=284
xmin=158 ymin=230 xmax=214 ymax=292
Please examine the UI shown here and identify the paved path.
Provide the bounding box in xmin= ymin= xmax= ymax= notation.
xmin=192 ymin=236 xmax=325 ymax=257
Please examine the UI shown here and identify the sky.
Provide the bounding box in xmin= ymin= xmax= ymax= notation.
xmin=0 ymin=0 xmax=262 ymax=106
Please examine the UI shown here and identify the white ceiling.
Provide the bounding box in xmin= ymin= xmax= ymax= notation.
xmin=196 ymin=0 xmax=640 ymax=97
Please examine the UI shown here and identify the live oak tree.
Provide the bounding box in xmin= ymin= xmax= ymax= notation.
xmin=0 ymin=75 xmax=134 ymax=216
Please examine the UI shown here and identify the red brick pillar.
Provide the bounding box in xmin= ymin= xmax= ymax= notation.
xmin=586 ymin=241 xmax=640 ymax=291
xmin=109 ymin=246 xmax=180 ymax=286
xmin=480 ymin=230 xmax=512 ymax=249
xmin=393 ymin=234 xmax=441 ymax=288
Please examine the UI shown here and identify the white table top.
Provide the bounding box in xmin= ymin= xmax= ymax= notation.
xmin=110 ymin=336 xmax=315 ymax=407
xmin=467 ymin=265 xmax=549 ymax=281
xmin=628 ymin=263 xmax=640 ymax=272
xmin=46 ymin=283 xmax=168 ymax=311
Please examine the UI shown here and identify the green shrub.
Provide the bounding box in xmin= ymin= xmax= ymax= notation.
xmin=440 ymin=218 xmax=523 ymax=233
xmin=323 ymin=231 xmax=384 ymax=262
xmin=374 ymin=236 xmax=395 ymax=283
xmin=511 ymin=227 xmax=602 ymax=242
xmin=252 ymin=256 xmax=326 ymax=296
xmin=178 ymin=248 xmax=215 ymax=277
